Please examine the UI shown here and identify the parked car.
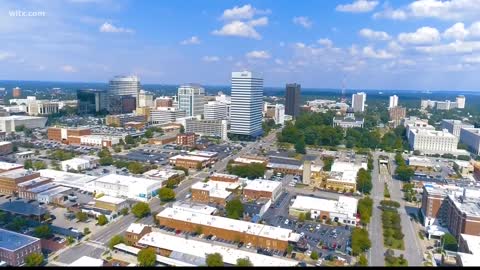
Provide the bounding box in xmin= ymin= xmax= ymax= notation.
xmin=246 ymin=243 xmax=252 ymax=249
xmin=237 ymin=242 xmax=244 ymax=248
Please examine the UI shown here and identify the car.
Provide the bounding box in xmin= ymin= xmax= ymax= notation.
xmin=175 ymin=229 xmax=182 ymax=235
xmin=315 ymin=224 xmax=321 ymax=230
xmin=333 ymin=234 xmax=338 ymax=239
xmin=198 ymin=234 xmax=205 ymax=239
xmin=211 ymin=235 xmax=217 ymax=241
xmin=246 ymin=243 xmax=252 ymax=249
xmin=309 ymin=227 xmax=314 ymax=232
xmin=305 ymin=250 xmax=312 ymax=257
xmin=238 ymin=241 xmax=244 ymax=248
xmin=284 ymin=219 xmax=289 ymax=225
xmin=300 ymin=232 xmax=305 ymax=237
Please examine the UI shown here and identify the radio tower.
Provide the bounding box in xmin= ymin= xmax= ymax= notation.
xmin=341 ymin=75 xmax=347 ymax=103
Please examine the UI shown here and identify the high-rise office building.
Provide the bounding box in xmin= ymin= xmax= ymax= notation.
xmin=108 ymin=75 xmax=141 ymax=112
xmin=352 ymin=92 xmax=366 ymax=112
xmin=285 ymin=83 xmax=301 ymax=118
xmin=77 ymin=89 xmax=108 ymax=114
xmin=138 ymin=90 xmax=154 ymax=108
xmin=177 ymin=84 xmax=205 ymax=117
xmin=388 ymin=106 xmax=406 ymax=128
xmin=230 ymin=71 xmax=263 ymax=138
xmin=155 ymin=97 xmax=173 ymax=108
xmin=12 ymin=87 xmax=21 ymax=98
xmin=274 ymin=104 xmax=285 ymax=126
xmin=389 ymin=95 xmax=398 ymax=109
xmin=456 ymin=95 xmax=466 ymax=109
xmin=204 ymin=101 xmax=228 ymax=120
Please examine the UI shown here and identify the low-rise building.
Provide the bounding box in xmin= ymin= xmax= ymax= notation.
xmin=408 ymin=156 xmax=434 ymax=168
xmin=453 ymin=160 xmax=474 ymax=177
xmin=0 ymin=161 xmax=23 ymax=173
xmin=243 ymin=179 xmax=282 ymax=202
xmin=0 ymin=141 xmax=13 ymax=155
xmin=184 ymin=119 xmax=228 ymax=141
xmin=148 ymin=134 xmax=177 ymax=145
xmin=209 ymin=173 xmax=239 ymax=183
xmin=37 ymin=186 xmax=71 ymax=205
xmin=332 ymin=110 xmax=364 ymax=128
xmin=68 ymin=256 xmax=104 ymax=267
xmin=325 ymin=161 xmax=367 ymax=192
xmin=190 ymin=181 xmax=239 ymax=206
xmin=17 ymin=177 xmax=54 ymax=200
xmin=408 ymin=129 xmax=459 ymax=154
xmin=156 ymin=207 xmax=301 ymax=250
xmin=47 ymin=126 xmax=92 ymax=144
xmin=0 ymin=115 xmax=47 ymax=132
xmin=26 ymin=100 xmax=59 ymax=116
xmin=61 ymin=157 xmax=98 ymax=172
xmin=169 ymin=155 xmax=210 ymax=170
xmin=233 ymin=156 xmax=268 ymax=166
xmin=79 ymin=134 xmax=121 ymax=147
xmin=0 ymin=228 xmax=42 ymax=266
xmin=94 ymin=195 xmax=129 ymax=212
xmin=88 ymin=174 xmax=163 ymax=202
xmin=142 ymin=169 xmax=186 ymax=186
xmin=125 ymin=223 xmax=152 ymax=246
xmin=289 ymin=195 xmax=359 ymax=226
xmin=150 ymin=107 xmax=186 ymax=125
xmin=0 ymin=169 xmax=40 ymax=195
xmin=176 ymin=133 xmax=196 ymax=146
xmin=106 ymin=113 xmax=146 ymax=127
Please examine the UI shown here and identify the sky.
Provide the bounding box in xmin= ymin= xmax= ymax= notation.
xmin=1 ymin=0 xmax=480 ymax=90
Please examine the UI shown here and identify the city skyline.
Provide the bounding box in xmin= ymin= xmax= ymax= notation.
xmin=1 ymin=0 xmax=480 ymax=90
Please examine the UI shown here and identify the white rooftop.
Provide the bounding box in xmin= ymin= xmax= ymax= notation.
xmin=94 ymin=174 xmax=160 ymax=187
xmin=244 ymin=179 xmax=281 ymax=192
xmin=138 ymin=232 xmax=298 ymax=267
xmin=38 ymin=169 xmax=97 ymax=189
xmin=291 ymin=195 xmax=358 ymax=218
xmin=126 ymin=223 xmax=150 ymax=234
xmin=69 ymin=256 xmax=104 ymax=267
xmin=94 ymin=195 xmax=127 ymax=205
xmin=157 ymin=207 xmax=300 ymax=243
xmin=457 ymin=252 xmax=480 ymax=266
xmin=191 ymin=181 xmax=238 ymax=199
xmin=0 ymin=141 xmax=11 ymax=146
xmin=170 ymin=154 xmax=210 ymax=162
xmin=172 ymin=202 xmax=217 ymax=215
xmin=0 ymin=115 xmax=46 ymax=121
xmin=143 ymin=169 xmax=184 ymax=180
xmin=461 ymin=234 xmax=480 ymax=255
xmin=233 ymin=157 xmax=266 ymax=164
xmin=0 ymin=161 xmax=23 ymax=171
xmin=61 ymin=157 xmax=91 ymax=166
xmin=189 ymin=150 xmax=218 ymax=158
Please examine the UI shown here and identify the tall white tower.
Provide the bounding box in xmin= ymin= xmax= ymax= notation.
xmin=177 ymin=84 xmax=205 ymax=117
xmin=352 ymin=92 xmax=366 ymax=112
xmin=230 ymin=71 xmax=263 ymax=138
xmin=389 ymin=95 xmax=399 ymax=109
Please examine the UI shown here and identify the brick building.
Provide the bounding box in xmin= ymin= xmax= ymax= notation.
xmin=209 ymin=173 xmax=239 ymax=183
xmin=0 ymin=228 xmax=42 ymax=266
xmin=243 ymin=179 xmax=282 ymax=202
xmin=0 ymin=169 xmax=41 ymax=195
xmin=125 ymin=223 xmax=152 ymax=246
xmin=148 ymin=134 xmax=176 ymax=145
xmin=94 ymin=195 xmax=129 ymax=212
xmin=156 ymin=207 xmax=301 ymax=250
xmin=176 ymin=133 xmax=196 ymax=146
xmin=388 ymin=106 xmax=406 ymax=128
xmin=0 ymin=141 xmax=13 ymax=155
xmin=0 ymin=161 xmax=23 ymax=173
xmin=169 ymin=155 xmax=210 ymax=170
xmin=190 ymin=180 xmax=239 ymax=206
xmin=47 ymin=127 xmax=92 ymax=144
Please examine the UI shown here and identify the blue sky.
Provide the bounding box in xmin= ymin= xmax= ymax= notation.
xmin=1 ymin=0 xmax=480 ymax=90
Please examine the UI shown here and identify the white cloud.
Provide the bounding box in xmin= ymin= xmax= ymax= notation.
xmin=336 ymin=0 xmax=379 ymax=13
xmin=387 ymin=41 xmax=404 ymax=52
xmin=202 ymin=56 xmax=220 ymax=62
xmin=99 ymin=22 xmax=134 ymax=33
xmin=212 ymin=20 xmax=261 ymax=39
xmin=248 ymin=17 xmax=269 ymax=27
xmin=274 ymin=58 xmax=284 ymax=65
xmin=246 ymin=50 xmax=271 ymax=59
xmin=398 ymin=27 xmax=441 ymax=45
xmin=359 ymin=28 xmax=391 ymax=41
xmin=292 ymin=16 xmax=313 ymax=28
xmin=61 ymin=65 xmax=77 ymax=73
xmin=443 ymin=23 xmax=469 ymax=40
xmin=470 ymin=21 xmax=480 ymax=37
xmin=349 ymin=45 xmax=359 ymax=56
xmin=220 ymin=4 xmax=270 ymax=20
xmin=318 ymin=38 xmax=333 ymax=47
xmin=279 ymin=41 xmax=285 ymax=47
xmin=0 ymin=51 xmax=15 ymax=61
xmin=416 ymin=40 xmax=480 ymax=54
xmin=362 ymin=46 xmax=395 ymax=59
xmin=374 ymin=0 xmax=480 ymax=21
xmin=180 ymin=36 xmax=201 ymax=45
xmin=463 ymin=55 xmax=480 ymax=63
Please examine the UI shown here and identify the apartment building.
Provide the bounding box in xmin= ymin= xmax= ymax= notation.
xmin=388 ymin=106 xmax=406 ymax=128
xmin=176 ymin=133 xmax=196 ymax=146
xmin=408 ymin=129 xmax=458 ymax=154
xmin=460 ymin=128 xmax=480 ymax=155
xmin=0 ymin=229 xmax=42 ymax=266
xmin=441 ymin=119 xmax=474 ymax=137
xmin=169 ymin=155 xmax=210 ymax=170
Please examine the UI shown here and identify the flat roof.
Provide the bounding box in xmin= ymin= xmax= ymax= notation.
xmin=0 ymin=141 xmax=11 ymax=146
xmin=61 ymin=157 xmax=92 ymax=166
xmin=157 ymin=207 xmax=300 ymax=243
xmin=0 ymin=201 xmax=47 ymax=216
xmin=38 ymin=186 xmax=71 ymax=197
xmin=114 ymin=243 xmax=196 ymax=266
xmin=39 ymin=169 xmax=97 ymax=189
xmin=191 ymin=181 xmax=237 ymax=199
xmin=138 ymin=232 xmax=299 ymax=267
xmin=233 ymin=157 xmax=266 ymax=164
xmin=210 ymin=173 xmax=239 ymax=180
xmin=0 ymin=168 xmax=38 ymax=179
xmin=95 ymin=195 xmax=127 ymax=205
xmin=457 ymin=252 xmax=480 ymax=266
xmin=126 ymin=223 xmax=150 ymax=234
xmin=268 ymin=163 xmax=300 ymax=170
xmin=170 ymin=155 xmax=210 ymax=162
xmin=461 ymin=234 xmax=480 ymax=255
xmin=244 ymin=179 xmax=281 ymax=193
xmin=0 ymin=161 xmax=23 ymax=171
xmin=172 ymin=202 xmax=217 ymax=215
xmin=17 ymin=176 xmax=51 ymax=188
xmin=94 ymin=174 xmax=161 ymax=188
xmin=0 ymin=228 xmax=40 ymax=252
xmin=143 ymin=169 xmax=184 ymax=180
xmin=27 ymin=182 xmax=59 ymax=194
xmin=69 ymin=256 xmax=104 ymax=267
xmin=291 ymin=196 xmax=358 ymax=217
xmin=189 ymin=150 xmax=218 ymax=157
xmin=0 ymin=115 xmax=46 ymax=120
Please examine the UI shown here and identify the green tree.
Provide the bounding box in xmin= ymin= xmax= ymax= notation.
xmin=395 ymin=165 xmax=415 ymax=181
xmin=358 ymin=197 xmax=373 ymax=225
xmin=97 ymin=215 xmax=108 ymax=226
xmin=137 ymin=248 xmax=156 ymax=267
xmin=358 ymin=254 xmax=368 ymax=266
xmin=356 ymin=168 xmax=373 ymax=194
xmin=206 ymin=253 xmax=224 ymax=267
xmin=298 ymin=212 xmax=306 ymax=222
xmin=25 ymin=252 xmax=44 ymax=266
xmin=227 ymin=163 xmax=266 ymax=179
xmin=109 ymin=235 xmax=124 ymax=250
xmin=144 ymin=128 xmax=154 ymax=138
xmin=287 ymin=245 xmax=294 ymax=254
xmin=322 ymin=156 xmax=334 ymax=171
xmin=236 ymin=258 xmax=253 ymax=266
xmin=33 ymin=160 xmax=47 ymax=170
xmin=120 ymin=207 xmax=129 ymax=216
xmin=66 ymin=236 xmax=75 ymax=245
xmin=76 ymin=211 xmax=88 ymax=222
xmin=225 ymin=198 xmax=244 ymax=220
xmin=83 ymin=227 xmax=91 ymax=235
xmin=158 ymin=187 xmax=176 ymax=202
xmin=33 ymin=225 xmax=52 ymax=238
xmin=443 ymin=233 xmax=458 ymax=251
xmin=128 ymin=162 xmax=145 ymax=174
xmin=131 ymin=202 xmax=151 ymax=218
xmin=294 ymin=136 xmax=306 ymax=154
xmin=125 ymin=135 xmax=135 ymax=145
xmin=173 ymin=166 xmax=189 ymax=176
xmin=351 ymin=228 xmax=371 ymax=256
xmin=24 ymin=159 xmax=33 ymax=170
xmin=310 ymin=250 xmax=319 ymax=260
xmin=98 ymin=148 xmax=111 ymax=158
